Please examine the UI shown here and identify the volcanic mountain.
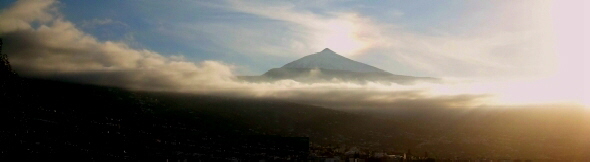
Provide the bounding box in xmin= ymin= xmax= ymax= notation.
xmin=281 ymin=48 xmax=385 ymax=73
xmin=240 ymin=48 xmax=436 ymax=84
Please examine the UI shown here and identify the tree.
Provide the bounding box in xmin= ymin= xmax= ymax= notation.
xmin=1 ymin=38 xmax=21 ymax=94
xmin=0 ymin=38 xmax=18 ymax=78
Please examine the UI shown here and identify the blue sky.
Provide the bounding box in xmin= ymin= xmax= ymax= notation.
xmin=0 ymin=0 xmax=587 ymax=106
xmin=0 ymin=0 xmax=532 ymax=76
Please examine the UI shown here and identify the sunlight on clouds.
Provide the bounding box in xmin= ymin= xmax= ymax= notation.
xmin=199 ymin=0 xmax=568 ymax=80
xmin=225 ymin=0 xmax=372 ymax=57
xmin=313 ymin=13 xmax=377 ymax=57
xmin=319 ymin=20 xmax=363 ymax=56
xmin=429 ymin=78 xmax=588 ymax=108
xmin=550 ymin=0 xmax=589 ymax=107
xmin=1 ymin=0 xmax=586 ymax=109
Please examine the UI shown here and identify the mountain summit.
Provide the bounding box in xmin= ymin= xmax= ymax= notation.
xmin=321 ymin=48 xmax=335 ymax=53
xmin=239 ymin=48 xmax=436 ymax=84
xmin=281 ymin=48 xmax=385 ymax=73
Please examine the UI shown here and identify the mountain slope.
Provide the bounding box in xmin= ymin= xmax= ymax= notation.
xmin=281 ymin=48 xmax=386 ymax=73
xmin=237 ymin=48 xmax=437 ymax=83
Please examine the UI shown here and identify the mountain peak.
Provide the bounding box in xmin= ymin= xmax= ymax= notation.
xmin=319 ymin=48 xmax=336 ymax=54
xmin=280 ymin=49 xmax=386 ymax=73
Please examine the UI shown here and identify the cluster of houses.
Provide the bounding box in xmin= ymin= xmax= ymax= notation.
xmin=309 ymin=144 xmax=434 ymax=162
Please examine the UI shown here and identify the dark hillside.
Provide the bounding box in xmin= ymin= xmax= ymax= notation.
xmin=0 ymin=77 xmax=412 ymax=161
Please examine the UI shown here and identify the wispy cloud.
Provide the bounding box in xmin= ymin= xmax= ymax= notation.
xmin=0 ymin=0 xmax=585 ymax=109
xmin=0 ymin=0 xmax=497 ymax=110
xmin=178 ymin=0 xmax=558 ymax=79
xmin=80 ymin=18 xmax=129 ymax=29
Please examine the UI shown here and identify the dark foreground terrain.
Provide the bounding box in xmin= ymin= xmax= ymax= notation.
xmin=0 ymin=76 xmax=413 ymax=161
xmin=1 ymin=78 xmax=314 ymax=161
xmin=1 ymin=75 xmax=589 ymax=161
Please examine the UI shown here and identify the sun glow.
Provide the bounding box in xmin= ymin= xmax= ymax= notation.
xmin=316 ymin=19 xmax=365 ymax=56
xmin=428 ymin=77 xmax=589 ymax=108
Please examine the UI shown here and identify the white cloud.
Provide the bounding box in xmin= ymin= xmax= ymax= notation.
xmin=1 ymin=0 xmax=237 ymax=92
xmin=0 ymin=0 xmax=56 ymax=31
xmin=219 ymin=0 xmax=559 ymax=79
xmin=0 ymin=0 xmax=585 ymax=109
xmin=0 ymin=0 xmax=495 ymax=109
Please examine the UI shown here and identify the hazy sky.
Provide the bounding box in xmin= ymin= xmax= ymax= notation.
xmin=0 ymin=0 xmax=587 ymax=108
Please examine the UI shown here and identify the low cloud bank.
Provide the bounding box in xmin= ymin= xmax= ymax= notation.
xmin=0 ymin=0 xmax=584 ymax=110
xmin=1 ymin=0 xmax=238 ymax=92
